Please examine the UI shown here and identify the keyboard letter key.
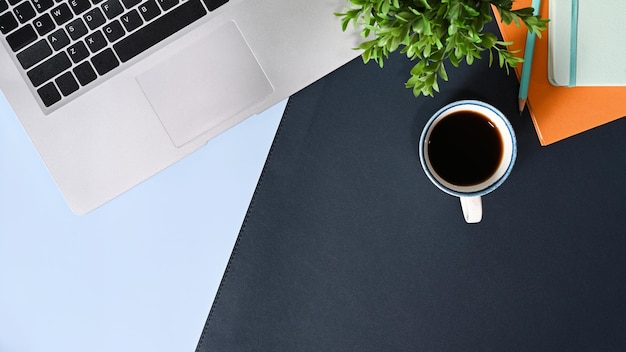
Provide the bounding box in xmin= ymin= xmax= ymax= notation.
xmin=84 ymin=30 xmax=107 ymax=52
xmin=101 ymin=0 xmax=123 ymax=19
xmin=119 ymin=9 xmax=142 ymax=32
xmin=33 ymin=13 xmax=55 ymax=35
xmin=137 ymin=0 xmax=160 ymax=22
xmin=47 ymin=28 xmax=70 ymax=50
xmin=69 ymin=0 xmax=91 ymax=15
xmin=113 ymin=0 xmax=206 ymax=62
xmin=102 ymin=20 xmax=125 ymax=42
xmin=51 ymin=3 xmax=73 ymax=25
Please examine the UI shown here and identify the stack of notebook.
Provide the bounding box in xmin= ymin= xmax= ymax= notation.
xmin=548 ymin=0 xmax=626 ymax=87
xmin=496 ymin=0 xmax=626 ymax=145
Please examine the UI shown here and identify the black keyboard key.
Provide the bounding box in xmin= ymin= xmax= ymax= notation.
xmin=157 ymin=0 xmax=177 ymax=11
xmin=50 ymin=3 xmax=73 ymax=25
xmin=73 ymin=61 xmax=96 ymax=85
xmin=32 ymin=0 xmax=54 ymax=13
xmin=83 ymin=7 xmax=105 ymax=29
xmin=119 ymin=9 xmax=141 ymax=32
xmin=137 ymin=0 xmax=159 ymax=21
xmin=27 ymin=51 xmax=71 ymax=86
xmin=47 ymin=27 xmax=70 ymax=50
xmin=33 ymin=13 xmax=55 ymax=35
xmin=16 ymin=39 xmax=52 ymax=69
xmin=0 ymin=12 xmax=18 ymax=34
xmin=0 ymin=0 xmax=8 ymax=12
xmin=102 ymin=19 xmax=124 ymax=42
xmin=65 ymin=17 xmax=87 ymax=39
xmin=7 ymin=0 xmax=20 ymax=5
xmin=67 ymin=40 xmax=88 ymax=62
xmin=37 ymin=81 xmax=62 ymax=106
xmin=69 ymin=0 xmax=90 ymax=15
xmin=202 ymin=0 xmax=227 ymax=11
xmin=91 ymin=47 xmax=118 ymax=75
xmin=6 ymin=24 xmax=36 ymax=51
xmin=14 ymin=2 xmax=36 ymax=23
xmin=84 ymin=29 xmax=106 ymax=52
xmin=121 ymin=0 xmax=140 ymax=9
xmin=55 ymin=71 xmax=79 ymax=96
xmin=114 ymin=0 xmax=206 ymax=62
xmin=101 ymin=0 xmax=122 ymax=19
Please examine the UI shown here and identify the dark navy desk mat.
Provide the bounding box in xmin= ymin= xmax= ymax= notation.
xmin=196 ymin=22 xmax=626 ymax=352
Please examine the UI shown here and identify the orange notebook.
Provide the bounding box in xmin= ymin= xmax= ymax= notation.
xmin=494 ymin=0 xmax=626 ymax=145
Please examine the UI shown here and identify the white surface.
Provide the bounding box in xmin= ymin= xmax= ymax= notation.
xmin=0 ymin=92 xmax=286 ymax=352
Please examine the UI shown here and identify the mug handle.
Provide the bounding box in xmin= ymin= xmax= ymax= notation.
xmin=460 ymin=196 xmax=482 ymax=223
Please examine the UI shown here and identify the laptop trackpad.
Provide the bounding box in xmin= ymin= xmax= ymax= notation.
xmin=136 ymin=21 xmax=274 ymax=147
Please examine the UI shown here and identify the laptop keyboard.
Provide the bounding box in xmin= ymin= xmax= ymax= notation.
xmin=0 ymin=0 xmax=228 ymax=108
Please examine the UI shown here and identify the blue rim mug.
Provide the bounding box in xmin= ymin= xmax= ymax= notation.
xmin=419 ymin=100 xmax=517 ymax=223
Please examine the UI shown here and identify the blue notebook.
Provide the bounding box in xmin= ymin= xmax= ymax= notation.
xmin=548 ymin=0 xmax=626 ymax=86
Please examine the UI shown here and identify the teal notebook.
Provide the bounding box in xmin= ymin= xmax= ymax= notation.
xmin=548 ymin=0 xmax=626 ymax=87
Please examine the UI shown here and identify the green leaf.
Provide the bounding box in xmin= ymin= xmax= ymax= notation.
xmin=438 ymin=62 xmax=448 ymax=81
xmin=461 ymin=3 xmax=480 ymax=17
xmin=481 ymin=32 xmax=497 ymax=48
xmin=417 ymin=0 xmax=431 ymax=10
xmin=336 ymin=0 xmax=548 ymax=97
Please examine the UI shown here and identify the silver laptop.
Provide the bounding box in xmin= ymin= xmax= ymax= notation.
xmin=0 ymin=0 xmax=360 ymax=214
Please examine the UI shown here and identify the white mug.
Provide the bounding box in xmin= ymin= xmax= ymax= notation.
xmin=419 ymin=100 xmax=517 ymax=223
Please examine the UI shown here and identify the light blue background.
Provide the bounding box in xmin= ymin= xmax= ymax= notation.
xmin=0 ymin=92 xmax=286 ymax=352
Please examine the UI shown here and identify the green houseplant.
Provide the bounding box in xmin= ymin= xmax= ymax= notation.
xmin=337 ymin=0 xmax=548 ymax=97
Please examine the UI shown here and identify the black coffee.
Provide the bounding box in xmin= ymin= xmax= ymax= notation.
xmin=427 ymin=110 xmax=503 ymax=186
